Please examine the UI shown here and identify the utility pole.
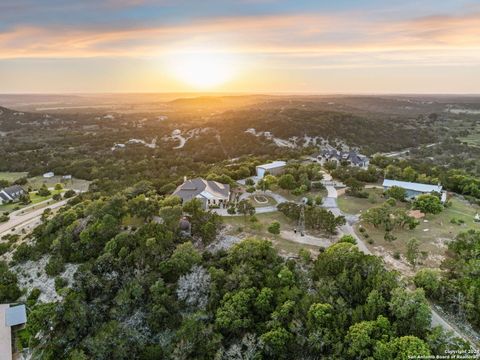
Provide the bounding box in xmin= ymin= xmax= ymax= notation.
xmin=297 ymin=203 xmax=305 ymax=237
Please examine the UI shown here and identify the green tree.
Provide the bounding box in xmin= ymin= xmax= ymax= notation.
xmin=267 ymin=221 xmax=280 ymax=235
xmin=278 ymin=174 xmax=296 ymax=190
xmin=339 ymin=234 xmax=357 ymax=245
xmin=236 ymin=199 xmax=255 ymax=222
xmin=389 ymin=288 xmax=431 ymax=337
xmin=406 ymin=238 xmax=420 ymax=268
xmin=413 ymin=194 xmax=443 ymax=214
xmin=385 ymin=186 xmax=407 ymax=201
xmin=0 ymin=261 xmax=21 ymax=302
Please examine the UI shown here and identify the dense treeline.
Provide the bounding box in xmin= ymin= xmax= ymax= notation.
xmin=372 ymin=155 xmax=480 ymax=202
xmin=415 ymin=230 xmax=480 ymax=331
xmin=15 ymin=218 xmax=471 ymax=358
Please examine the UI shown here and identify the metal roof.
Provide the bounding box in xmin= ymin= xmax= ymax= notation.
xmin=256 ymin=161 xmax=286 ymax=170
xmin=5 ymin=304 xmax=27 ymax=326
xmin=382 ymin=179 xmax=442 ymax=193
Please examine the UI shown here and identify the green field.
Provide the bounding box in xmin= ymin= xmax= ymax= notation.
xmin=0 ymin=172 xmax=28 ymax=183
xmin=357 ymin=196 xmax=480 ymax=268
xmin=0 ymin=189 xmax=64 ymax=213
xmin=222 ymin=211 xmax=319 ymax=255
xmin=337 ymin=188 xmax=384 ymax=215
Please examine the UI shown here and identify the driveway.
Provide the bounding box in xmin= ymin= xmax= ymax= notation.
xmin=214 ymin=190 xmax=289 ymax=217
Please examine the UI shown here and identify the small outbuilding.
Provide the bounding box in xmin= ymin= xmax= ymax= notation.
xmin=256 ymin=161 xmax=286 ymax=178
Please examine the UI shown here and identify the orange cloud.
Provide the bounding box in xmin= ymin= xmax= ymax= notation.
xmin=0 ymin=11 xmax=479 ymax=69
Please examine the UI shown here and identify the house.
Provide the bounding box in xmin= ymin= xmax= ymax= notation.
xmin=43 ymin=171 xmax=54 ymax=178
xmin=172 ymin=178 xmax=230 ymax=209
xmin=0 ymin=304 xmax=27 ymax=360
xmin=256 ymin=161 xmax=287 ymax=178
xmin=318 ymin=149 xmax=369 ymax=168
xmin=382 ymin=179 xmax=444 ymax=200
xmin=0 ymin=185 xmax=26 ymax=204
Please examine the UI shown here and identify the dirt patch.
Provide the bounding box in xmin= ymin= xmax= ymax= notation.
xmin=13 ymin=256 xmax=78 ymax=303
xmin=372 ymin=245 xmax=414 ymax=277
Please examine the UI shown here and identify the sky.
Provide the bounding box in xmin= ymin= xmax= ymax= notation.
xmin=1 ymin=0 xmax=480 ymax=93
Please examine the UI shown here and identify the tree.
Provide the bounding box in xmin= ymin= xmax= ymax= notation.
xmin=37 ymin=184 xmax=51 ymax=197
xmin=338 ymin=234 xmax=357 ymax=245
xmin=385 ymin=186 xmax=407 ymax=201
xmin=413 ymin=194 xmax=443 ymax=214
xmin=54 ymin=183 xmax=63 ymax=190
xmin=63 ymin=189 xmax=76 ymax=198
xmin=413 ymin=269 xmax=440 ymax=297
xmin=267 ymin=221 xmax=280 ymax=235
xmin=0 ymin=261 xmax=21 ymax=302
xmin=278 ymin=174 xmax=296 ymax=190
xmin=237 ymin=199 xmax=255 ymax=222
xmin=406 ymin=238 xmax=420 ymax=268
xmin=389 ymin=288 xmax=431 ymax=337
xmin=374 ymin=336 xmax=430 ymax=360
xmin=260 ymin=327 xmax=291 ymax=358
xmin=19 ymin=193 xmax=31 ymax=205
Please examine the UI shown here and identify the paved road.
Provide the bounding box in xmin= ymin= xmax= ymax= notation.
xmin=381 ymin=142 xmax=437 ymax=158
xmin=0 ymin=198 xmax=70 ymax=237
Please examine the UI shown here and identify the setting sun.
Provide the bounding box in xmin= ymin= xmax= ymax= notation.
xmin=168 ymin=51 xmax=236 ymax=89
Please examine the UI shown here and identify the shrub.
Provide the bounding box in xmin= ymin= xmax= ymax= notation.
xmin=63 ymin=189 xmax=76 ymax=198
xmin=267 ymin=221 xmax=281 ymax=235
xmin=45 ymin=256 xmax=65 ymax=277
xmin=338 ymin=235 xmax=356 ymax=245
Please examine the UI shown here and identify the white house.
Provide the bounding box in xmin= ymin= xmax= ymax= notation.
xmin=172 ymin=178 xmax=230 ymax=209
xmin=256 ymin=161 xmax=287 ymax=178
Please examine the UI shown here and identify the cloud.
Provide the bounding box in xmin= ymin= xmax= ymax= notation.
xmin=0 ymin=10 xmax=479 ymax=70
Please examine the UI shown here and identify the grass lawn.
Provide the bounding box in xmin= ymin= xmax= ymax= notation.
xmin=357 ymin=196 xmax=480 ymax=268
xmin=0 ymin=172 xmax=28 ymax=183
xmin=0 ymin=189 xmax=64 ymax=214
xmin=337 ymin=188 xmax=384 ymax=215
xmin=222 ymin=211 xmax=319 ymax=255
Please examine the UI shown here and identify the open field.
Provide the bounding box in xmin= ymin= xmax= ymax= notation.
xmin=337 ymin=188 xmax=384 ymax=214
xmin=357 ymin=196 xmax=480 ymax=268
xmin=27 ymin=176 xmax=90 ymax=191
xmin=222 ymin=211 xmax=320 ymax=255
xmin=0 ymin=172 xmax=28 ymax=182
xmin=0 ymin=190 xmax=64 ymax=213
xmin=460 ymin=125 xmax=480 ymax=147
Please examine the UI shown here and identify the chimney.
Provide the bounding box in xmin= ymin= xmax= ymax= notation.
xmin=184 ymin=176 xmax=187 ymax=182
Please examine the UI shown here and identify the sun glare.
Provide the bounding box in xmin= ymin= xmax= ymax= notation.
xmin=169 ymin=51 xmax=236 ymax=89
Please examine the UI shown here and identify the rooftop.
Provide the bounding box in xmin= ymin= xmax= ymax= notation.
xmin=382 ymin=179 xmax=442 ymax=193
xmin=257 ymin=161 xmax=287 ymax=169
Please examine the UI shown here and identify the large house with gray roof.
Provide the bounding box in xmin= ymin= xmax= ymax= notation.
xmin=0 ymin=185 xmax=26 ymax=205
xmin=172 ymin=178 xmax=230 ymax=209
xmin=316 ymin=149 xmax=369 ymax=168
